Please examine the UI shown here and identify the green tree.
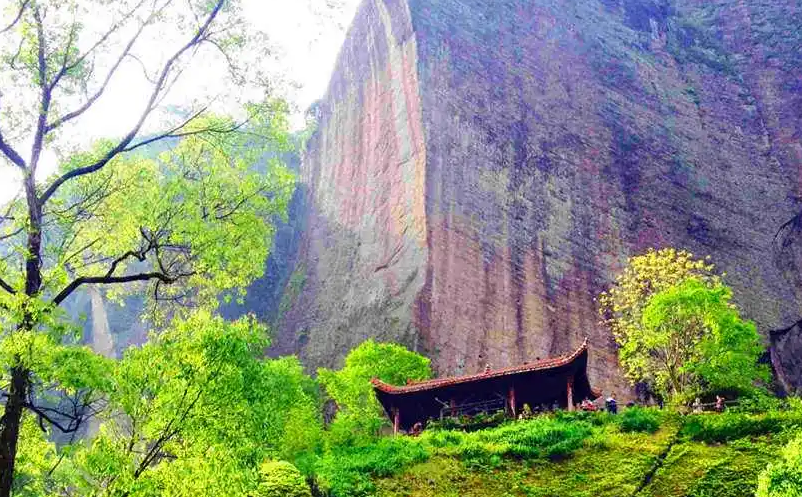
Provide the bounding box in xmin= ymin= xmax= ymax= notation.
xmin=757 ymin=432 xmax=802 ymax=497
xmin=0 ymin=0 xmax=295 ymax=491
xmin=318 ymin=340 xmax=431 ymax=445
xmin=57 ymin=311 xmax=321 ymax=496
xmin=620 ymin=278 xmax=767 ymax=403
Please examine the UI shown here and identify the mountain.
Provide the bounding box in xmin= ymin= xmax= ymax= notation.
xmin=267 ymin=0 xmax=802 ymax=395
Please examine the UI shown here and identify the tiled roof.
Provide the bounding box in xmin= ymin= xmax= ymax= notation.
xmin=372 ymin=338 xmax=589 ymax=394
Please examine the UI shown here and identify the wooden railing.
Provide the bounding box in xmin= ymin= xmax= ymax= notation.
xmin=439 ymin=398 xmax=506 ymax=419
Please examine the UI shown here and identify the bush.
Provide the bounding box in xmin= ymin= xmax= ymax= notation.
xmin=732 ymin=393 xmax=786 ymax=414
xmin=256 ymin=461 xmax=312 ymax=497
xmin=314 ymin=417 xmax=594 ymax=495
xmin=681 ymin=411 xmax=802 ymax=443
xmin=757 ymin=433 xmax=802 ymax=497
xmin=424 ymin=417 xmax=593 ymax=463
xmin=314 ymin=437 xmax=429 ymax=497
xmin=619 ymin=407 xmax=662 ymax=433
xmin=478 ymin=418 xmax=593 ymax=459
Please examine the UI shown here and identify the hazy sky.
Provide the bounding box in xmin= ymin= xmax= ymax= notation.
xmin=0 ymin=0 xmax=360 ymax=203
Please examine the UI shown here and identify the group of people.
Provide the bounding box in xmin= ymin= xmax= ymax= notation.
xmin=578 ymin=393 xmax=618 ymax=413
xmin=692 ymin=395 xmax=727 ymax=413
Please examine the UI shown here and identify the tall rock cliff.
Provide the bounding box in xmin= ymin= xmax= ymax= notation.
xmin=277 ymin=0 xmax=802 ymax=394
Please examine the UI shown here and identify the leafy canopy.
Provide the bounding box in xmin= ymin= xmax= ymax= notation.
xmin=623 ymin=277 xmax=767 ymax=403
xmin=15 ymin=311 xmax=322 ymax=497
xmin=318 ymin=340 xmax=432 ymax=445
xmin=601 ymin=249 xmax=767 ymax=403
xmin=599 ymin=247 xmax=720 ymax=342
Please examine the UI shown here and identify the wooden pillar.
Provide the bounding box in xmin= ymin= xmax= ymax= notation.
xmin=508 ymin=385 xmax=517 ymax=418
xmin=450 ymin=398 xmax=456 ymax=418
xmin=566 ymin=376 xmax=574 ymax=412
xmin=392 ymin=407 xmax=400 ymax=436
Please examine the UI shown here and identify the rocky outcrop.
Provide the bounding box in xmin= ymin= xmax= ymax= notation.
xmin=277 ymin=0 xmax=802 ymax=394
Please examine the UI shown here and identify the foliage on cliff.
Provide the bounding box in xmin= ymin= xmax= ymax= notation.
xmin=599 ymin=248 xmax=720 ymax=346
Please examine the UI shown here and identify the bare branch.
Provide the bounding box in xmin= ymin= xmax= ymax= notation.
xmin=0 ymin=132 xmax=26 ymax=169
xmin=0 ymin=0 xmax=29 ymax=36
xmin=122 ymin=110 xmax=249 ymax=154
xmin=126 ymin=53 xmax=159 ymax=84
xmin=48 ymin=0 xmax=151 ymax=92
xmin=0 ymin=227 xmax=23 ymax=243
xmin=29 ymin=6 xmax=51 ymax=174
xmin=52 ymin=270 xmax=192 ymax=306
xmin=46 ymin=20 xmax=148 ymax=132
xmin=22 ymin=389 xmax=106 ymax=435
xmin=39 ymin=0 xmax=227 ymax=206
xmin=0 ymin=276 xmax=15 ymax=295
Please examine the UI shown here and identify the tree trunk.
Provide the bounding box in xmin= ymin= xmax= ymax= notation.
xmin=0 ymin=367 xmax=29 ymax=497
xmin=0 ymin=171 xmax=44 ymax=495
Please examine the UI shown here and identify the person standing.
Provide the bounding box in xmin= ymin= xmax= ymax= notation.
xmin=606 ymin=393 xmax=618 ymax=414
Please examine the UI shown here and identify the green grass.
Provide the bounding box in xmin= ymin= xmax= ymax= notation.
xmin=681 ymin=410 xmax=802 ymax=443
xmin=642 ymin=437 xmax=782 ymax=497
xmin=313 ymin=416 xmax=598 ymax=496
xmin=311 ymin=408 xmax=800 ymax=497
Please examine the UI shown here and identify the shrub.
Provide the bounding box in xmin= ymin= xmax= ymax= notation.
xmin=314 ymin=436 xmax=429 ymax=497
xmin=681 ymin=411 xmax=802 ymax=443
xmin=318 ymin=340 xmax=432 ymax=445
xmin=732 ymin=393 xmax=786 ymax=414
xmin=757 ymin=433 xmax=802 ymax=497
xmin=425 ymin=417 xmax=593 ymax=461
xmin=479 ymin=418 xmax=593 ymax=459
xmin=255 ymin=461 xmax=312 ymax=497
xmin=314 ymin=417 xmax=594 ymax=496
xmin=619 ymin=407 xmax=662 ymax=433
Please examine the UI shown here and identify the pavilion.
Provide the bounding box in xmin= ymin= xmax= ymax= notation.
xmin=372 ymin=338 xmax=600 ymax=433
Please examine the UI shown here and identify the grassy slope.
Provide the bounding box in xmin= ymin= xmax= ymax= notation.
xmin=372 ymin=420 xmax=790 ymax=497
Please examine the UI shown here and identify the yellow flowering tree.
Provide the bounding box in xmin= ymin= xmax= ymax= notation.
xmin=599 ymin=249 xmax=766 ymax=403
xmin=599 ymin=248 xmax=721 ymax=342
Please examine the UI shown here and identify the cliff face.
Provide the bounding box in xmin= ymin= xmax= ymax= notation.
xmin=278 ymin=0 xmax=802 ymax=394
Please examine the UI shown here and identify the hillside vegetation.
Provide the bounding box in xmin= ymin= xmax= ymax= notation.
xmin=305 ymin=406 xmax=802 ymax=497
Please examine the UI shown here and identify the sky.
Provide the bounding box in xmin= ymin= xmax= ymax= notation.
xmin=0 ymin=0 xmax=361 ymax=204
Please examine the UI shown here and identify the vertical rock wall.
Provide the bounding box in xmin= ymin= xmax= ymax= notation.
xmin=278 ymin=0 xmax=429 ymax=367
xmin=281 ymin=0 xmax=802 ymax=394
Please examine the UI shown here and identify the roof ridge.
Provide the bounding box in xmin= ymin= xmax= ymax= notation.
xmin=372 ymin=338 xmax=589 ymax=394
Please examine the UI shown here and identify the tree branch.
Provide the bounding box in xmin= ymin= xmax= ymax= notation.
xmin=46 ymin=19 xmax=147 ymax=132
xmin=52 ymin=270 xmax=191 ymax=306
xmin=0 ymin=0 xmax=29 ymax=36
xmin=23 ymin=403 xmax=81 ymax=434
xmin=38 ymin=0 xmax=227 ymax=206
xmin=29 ymin=6 xmax=51 ymax=174
xmin=0 ymin=132 xmax=26 ymax=169
xmin=0 ymin=276 xmax=15 ymax=295
xmin=47 ymin=0 xmax=150 ymax=94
